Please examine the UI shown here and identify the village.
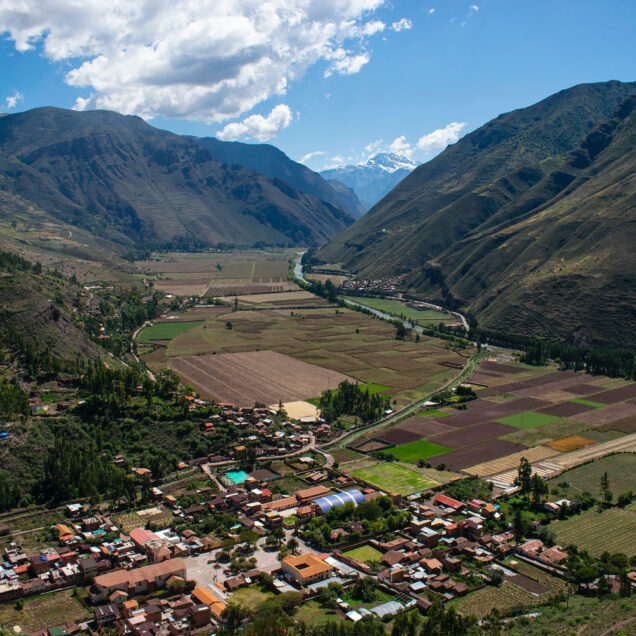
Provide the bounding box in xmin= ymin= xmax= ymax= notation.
xmin=2 ymin=390 xmax=633 ymax=635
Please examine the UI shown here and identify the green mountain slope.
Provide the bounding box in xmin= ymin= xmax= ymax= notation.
xmin=193 ymin=136 xmax=365 ymax=217
xmin=0 ymin=107 xmax=354 ymax=249
xmin=421 ymin=94 xmax=636 ymax=347
xmin=318 ymin=81 xmax=636 ymax=272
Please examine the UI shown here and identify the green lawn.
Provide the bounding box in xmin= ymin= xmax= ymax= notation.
xmin=295 ymin=601 xmax=340 ymax=627
xmin=571 ymin=398 xmax=607 ymax=408
xmin=137 ymin=320 xmax=202 ymax=342
xmin=496 ymin=411 xmax=560 ymax=429
xmin=417 ymin=409 xmax=452 ymax=417
xmin=41 ymin=392 xmax=62 ymax=402
xmin=391 ymin=439 xmax=451 ymax=462
xmin=229 ymin=585 xmax=275 ymax=611
xmin=352 ymin=462 xmax=440 ymax=495
xmin=344 ymin=296 xmax=450 ymax=322
xmin=342 ymin=544 xmax=384 ymax=564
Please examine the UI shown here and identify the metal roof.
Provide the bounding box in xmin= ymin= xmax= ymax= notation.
xmin=313 ymin=489 xmax=366 ymax=513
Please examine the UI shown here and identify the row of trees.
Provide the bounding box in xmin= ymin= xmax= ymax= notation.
xmin=318 ymin=380 xmax=390 ymax=424
xmin=0 ymin=380 xmax=29 ymax=419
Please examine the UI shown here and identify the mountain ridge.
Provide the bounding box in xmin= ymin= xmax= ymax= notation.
xmin=0 ymin=107 xmax=355 ymax=250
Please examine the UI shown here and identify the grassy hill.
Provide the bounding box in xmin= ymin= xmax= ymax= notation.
xmin=0 ymin=107 xmax=354 ymax=250
xmin=318 ymin=81 xmax=636 ymax=346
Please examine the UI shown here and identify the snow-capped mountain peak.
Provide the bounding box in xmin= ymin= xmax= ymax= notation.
xmin=365 ymin=152 xmax=418 ymax=173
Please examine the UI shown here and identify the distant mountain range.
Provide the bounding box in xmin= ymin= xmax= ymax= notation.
xmin=318 ymin=81 xmax=636 ymax=347
xmin=321 ymin=153 xmax=417 ymax=212
xmin=0 ymin=107 xmax=355 ymax=251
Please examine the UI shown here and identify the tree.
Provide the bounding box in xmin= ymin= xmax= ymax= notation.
xmin=620 ymin=570 xmax=632 ymax=597
xmin=600 ymin=471 xmax=612 ymax=507
xmin=239 ymin=528 xmax=259 ymax=549
xmin=512 ymin=509 xmax=526 ymax=545
xmin=514 ymin=457 xmax=532 ymax=496
xmin=287 ymin=537 xmax=299 ymax=554
xmin=530 ymin=473 xmax=548 ymax=505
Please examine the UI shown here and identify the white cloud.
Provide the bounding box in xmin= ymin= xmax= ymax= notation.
xmin=428 ymin=8 xmax=436 ymax=14
xmin=388 ymin=135 xmax=414 ymax=158
xmin=469 ymin=4 xmax=479 ymax=11
xmin=391 ymin=18 xmax=412 ymax=32
xmin=5 ymin=91 xmax=23 ymax=109
xmin=217 ymin=104 xmax=293 ymax=141
xmin=364 ymin=139 xmax=383 ymax=154
xmin=0 ymin=0 xmax=401 ymax=123
xmin=416 ymin=121 xmax=466 ymax=153
xmin=324 ymin=49 xmax=371 ymax=77
xmin=300 ymin=150 xmax=326 ymax=164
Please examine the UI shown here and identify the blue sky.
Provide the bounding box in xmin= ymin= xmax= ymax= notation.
xmin=1 ymin=0 xmax=634 ymax=171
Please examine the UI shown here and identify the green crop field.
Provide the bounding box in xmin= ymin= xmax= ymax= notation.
xmin=352 ymin=462 xmax=440 ymax=495
xmin=345 ymin=296 xmax=451 ymax=322
xmin=391 ymin=439 xmax=451 ymax=462
xmin=342 ymin=544 xmax=384 ymax=564
xmin=571 ymin=398 xmax=607 ymax=408
xmin=137 ymin=320 xmax=202 ymax=342
xmin=451 ymin=582 xmax=544 ymax=618
xmin=549 ymin=507 xmax=636 ymax=557
xmin=549 ymin=453 xmax=636 ymax=497
xmin=496 ymin=411 xmax=560 ymax=429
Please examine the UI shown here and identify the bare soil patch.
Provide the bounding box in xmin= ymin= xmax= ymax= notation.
xmin=597 ymin=414 xmax=636 ymax=433
xmin=573 ymin=402 xmax=636 ymax=427
xmin=479 ymin=361 xmax=526 ymax=376
xmin=562 ymin=383 xmax=607 ymax=395
xmin=428 ymin=421 xmax=517 ymax=449
xmin=585 ymin=383 xmax=636 ymax=404
xmin=430 ymin=439 xmax=527 ymax=471
xmin=539 ymin=401 xmax=596 ymax=417
xmin=170 ymin=350 xmax=353 ymax=406
xmin=465 ymin=445 xmax=561 ymax=477
xmin=477 ymin=371 xmax=573 ymax=398
xmin=505 ymin=573 xmax=550 ymax=595
xmin=376 ymin=416 xmax=455 ymax=445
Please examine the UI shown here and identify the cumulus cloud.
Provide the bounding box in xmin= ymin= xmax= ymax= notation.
xmin=391 ymin=18 xmax=412 ymax=32
xmin=469 ymin=4 xmax=479 ymax=11
xmin=300 ymin=150 xmax=326 ymax=164
xmin=417 ymin=122 xmax=466 ymax=153
xmin=428 ymin=8 xmax=436 ymax=14
xmin=388 ymin=135 xmax=414 ymax=158
xmin=217 ymin=104 xmax=293 ymax=141
xmin=0 ymin=0 xmax=402 ymax=123
xmin=5 ymin=91 xmax=23 ymax=109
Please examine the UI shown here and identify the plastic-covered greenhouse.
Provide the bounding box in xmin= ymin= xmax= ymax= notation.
xmin=313 ymin=489 xmax=366 ymax=513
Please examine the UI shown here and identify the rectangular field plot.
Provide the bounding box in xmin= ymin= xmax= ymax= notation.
xmin=170 ymin=350 xmax=353 ymax=406
xmin=464 ymin=445 xmax=560 ymax=477
xmin=428 ymin=421 xmax=517 ymax=449
xmin=137 ymin=320 xmax=202 ymax=342
xmin=550 ymin=507 xmax=636 ymax=557
xmin=572 ymin=402 xmax=636 ymax=427
xmin=390 ymin=440 xmax=451 ymax=462
xmin=376 ymin=416 xmax=455 ymax=445
xmin=495 ymin=411 xmax=560 ymax=430
xmin=450 ymin=582 xmax=546 ymax=618
xmin=430 ymin=439 xmax=527 ymax=472
xmin=544 ymin=436 xmax=595 ymax=452
xmin=442 ymin=398 xmax=550 ymax=428
xmin=548 ymin=453 xmax=636 ymax=497
xmin=342 ymin=545 xmax=384 ymax=564
xmin=352 ymin=462 xmax=440 ymax=495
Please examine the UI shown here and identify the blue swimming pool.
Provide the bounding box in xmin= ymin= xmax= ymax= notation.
xmin=225 ymin=470 xmax=250 ymax=484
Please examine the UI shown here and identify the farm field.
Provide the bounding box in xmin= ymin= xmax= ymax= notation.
xmin=548 ymin=453 xmax=636 ymax=497
xmin=137 ymin=249 xmax=297 ymax=297
xmin=170 ymin=350 xmax=353 ymax=405
xmin=306 ymin=273 xmax=349 ymax=285
xmin=495 ymin=411 xmax=560 ymax=430
xmin=0 ymin=588 xmax=91 ymax=632
xmin=344 ymin=296 xmax=451 ymax=323
xmin=450 ymin=581 xmax=546 ymax=618
xmin=136 ymin=320 xmax=202 ymax=342
xmin=158 ymin=305 xmax=473 ymax=407
xmin=342 ymin=544 xmax=384 ymax=564
xmin=549 ymin=507 xmax=636 ymax=557
xmin=390 ymin=439 xmax=451 ymax=462
xmin=544 ymin=435 xmax=594 ymax=452
xmin=351 ymin=462 xmax=439 ymax=495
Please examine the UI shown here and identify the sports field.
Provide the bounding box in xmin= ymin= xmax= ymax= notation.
xmin=344 ymin=296 xmax=451 ymax=323
xmin=342 ymin=545 xmax=383 ymax=564
xmin=351 ymin=462 xmax=439 ymax=495
xmin=495 ymin=411 xmax=560 ymax=429
xmin=137 ymin=320 xmax=202 ymax=342
xmin=390 ymin=439 xmax=451 ymax=463
xmin=549 ymin=507 xmax=636 ymax=557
